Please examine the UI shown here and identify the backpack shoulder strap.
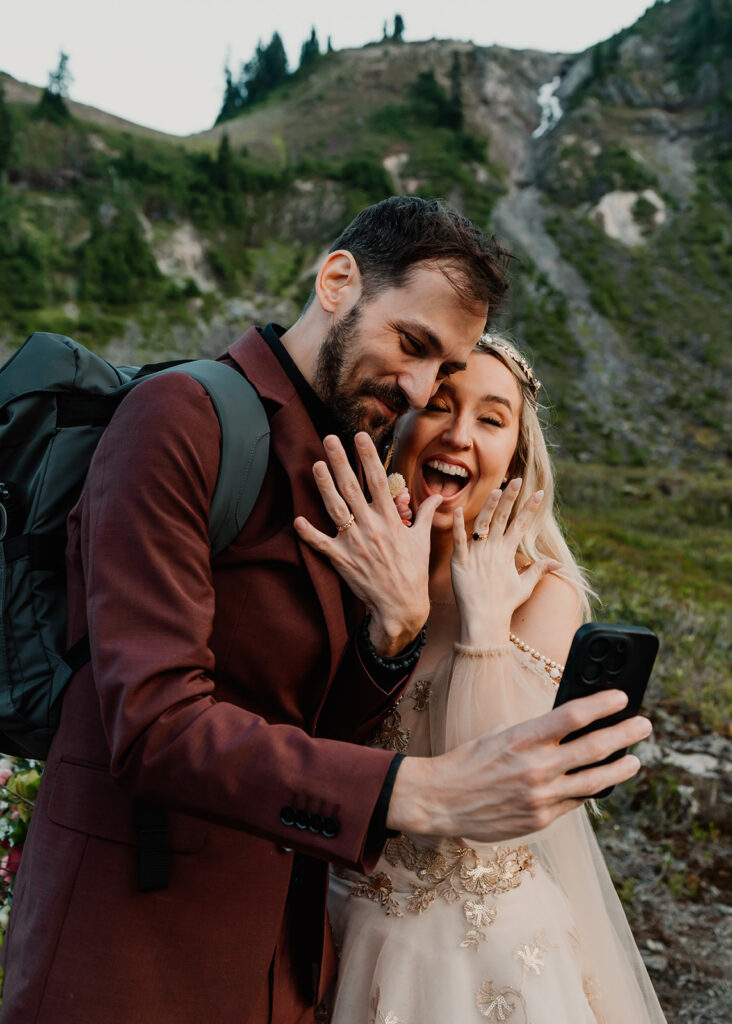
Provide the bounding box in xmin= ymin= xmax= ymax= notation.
xmin=157 ymin=361 xmax=270 ymax=557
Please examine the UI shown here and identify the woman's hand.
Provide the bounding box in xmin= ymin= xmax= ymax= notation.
xmin=294 ymin=432 xmax=441 ymax=656
xmin=451 ymin=479 xmax=561 ymax=647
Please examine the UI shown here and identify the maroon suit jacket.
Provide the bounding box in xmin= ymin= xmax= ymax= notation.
xmin=0 ymin=329 xmax=409 ymax=1024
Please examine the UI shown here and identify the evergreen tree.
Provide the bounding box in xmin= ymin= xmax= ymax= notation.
xmin=411 ymin=71 xmax=452 ymax=127
xmin=35 ymin=51 xmax=73 ymax=123
xmin=299 ymin=27 xmax=320 ymax=70
xmin=393 ymin=14 xmax=405 ymax=42
xmin=48 ymin=51 xmax=73 ymax=97
xmin=591 ymin=42 xmax=606 ymax=81
xmin=215 ymin=63 xmax=246 ymax=125
xmin=243 ymin=32 xmax=288 ymax=104
xmin=448 ymin=51 xmax=464 ymax=131
xmin=214 ymin=133 xmax=243 ymax=222
xmin=215 ymin=32 xmax=289 ymax=124
xmin=327 ymin=35 xmax=334 ymax=53
xmin=215 ymin=133 xmax=235 ymax=192
xmin=0 ymin=81 xmax=12 ymax=179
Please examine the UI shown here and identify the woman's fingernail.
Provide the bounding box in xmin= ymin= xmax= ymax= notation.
xmin=534 ymin=490 xmax=544 ymax=502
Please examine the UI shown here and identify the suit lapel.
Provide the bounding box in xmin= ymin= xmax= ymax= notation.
xmin=227 ymin=330 xmax=349 ymax=681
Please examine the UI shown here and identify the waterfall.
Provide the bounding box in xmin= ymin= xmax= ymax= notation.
xmin=532 ymin=76 xmax=563 ymax=139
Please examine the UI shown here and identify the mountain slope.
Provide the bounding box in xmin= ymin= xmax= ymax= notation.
xmin=0 ymin=0 xmax=729 ymax=472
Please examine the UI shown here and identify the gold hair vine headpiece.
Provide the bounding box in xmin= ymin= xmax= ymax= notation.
xmin=477 ymin=335 xmax=542 ymax=400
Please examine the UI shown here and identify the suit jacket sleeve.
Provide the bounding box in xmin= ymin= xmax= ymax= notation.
xmin=75 ymin=371 xmax=397 ymax=871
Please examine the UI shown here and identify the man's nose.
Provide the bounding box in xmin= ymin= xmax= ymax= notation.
xmin=397 ymin=364 xmax=440 ymax=410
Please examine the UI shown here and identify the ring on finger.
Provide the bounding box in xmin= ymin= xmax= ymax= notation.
xmin=472 ymin=529 xmax=490 ymax=541
xmin=337 ymin=513 xmax=356 ymax=533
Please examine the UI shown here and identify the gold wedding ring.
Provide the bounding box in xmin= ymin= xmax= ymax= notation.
xmin=337 ymin=513 xmax=356 ymax=533
xmin=472 ymin=530 xmax=490 ymax=541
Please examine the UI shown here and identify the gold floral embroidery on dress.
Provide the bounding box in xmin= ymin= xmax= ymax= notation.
xmin=369 ymin=986 xmax=406 ymax=1024
xmin=409 ymin=678 xmax=432 ymax=711
xmin=476 ymin=981 xmax=528 ymax=1021
xmin=370 ymin=833 xmax=535 ymax=949
xmin=347 ymin=871 xmax=403 ymax=917
xmin=461 ymin=898 xmax=499 ymax=950
xmin=368 ymin=709 xmax=410 ymax=752
xmin=513 ymin=930 xmax=558 ymax=976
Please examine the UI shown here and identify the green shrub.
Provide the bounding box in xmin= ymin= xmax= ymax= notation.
xmin=336 ymin=158 xmax=392 ymax=199
xmin=33 ymin=90 xmax=71 ymax=125
xmin=79 ymin=208 xmax=161 ymax=305
xmin=0 ymin=203 xmax=47 ymax=311
xmin=632 ymin=195 xmax=658 ymax=233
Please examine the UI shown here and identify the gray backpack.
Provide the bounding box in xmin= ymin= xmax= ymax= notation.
xmin=0 ymin=332 xmax=270 ymax=760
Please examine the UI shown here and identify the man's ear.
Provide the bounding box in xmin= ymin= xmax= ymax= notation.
xmin=315 ymin=250 xmax=362 ymax=313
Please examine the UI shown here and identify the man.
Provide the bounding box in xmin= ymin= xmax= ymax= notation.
xmin=0 ymin=197 xmax=650 ymax=1023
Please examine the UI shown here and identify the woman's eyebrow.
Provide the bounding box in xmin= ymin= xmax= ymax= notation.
xmin=480 ymin=394 xmax=513 ymax=411
xmin=438 ymin=380 xmax=513 ymax=412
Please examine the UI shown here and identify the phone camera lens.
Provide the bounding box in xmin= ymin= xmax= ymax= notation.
xmin=582 ymin=661 xmax=603 ymax=685
xmin=607 ymin=644 xmax=627 ymax=674
xmin=589 ymin=637 xmax=609 ymax=660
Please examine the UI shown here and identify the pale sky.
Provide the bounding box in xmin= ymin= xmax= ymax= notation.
xmin=1 ymin=0 xmax=657 ymax=136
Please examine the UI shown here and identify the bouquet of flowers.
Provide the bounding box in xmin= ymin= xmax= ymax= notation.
xmin=0 ymin=757 xmax=42 ymax=995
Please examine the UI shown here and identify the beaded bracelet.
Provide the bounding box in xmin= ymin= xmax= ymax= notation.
xmin=359 ymin=615 xmax=428 ymax=673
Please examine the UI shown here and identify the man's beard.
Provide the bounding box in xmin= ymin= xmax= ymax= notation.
xmin=313 ymin=302 xmax=410 ymax=445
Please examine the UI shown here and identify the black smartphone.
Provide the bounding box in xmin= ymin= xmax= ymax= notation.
xmin=552 ymin=622 xmax=659 ymax=798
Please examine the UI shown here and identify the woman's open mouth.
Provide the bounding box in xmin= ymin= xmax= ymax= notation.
xmin=421 ymin=458 xmax=472 ymax=500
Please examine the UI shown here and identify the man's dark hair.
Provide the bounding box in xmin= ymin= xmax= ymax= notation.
xmin=326 ymin=195 xmax=511 ymax=323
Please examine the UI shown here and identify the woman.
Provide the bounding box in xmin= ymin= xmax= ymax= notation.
xmin=325 ymin=336 xmax=666 ymax=1023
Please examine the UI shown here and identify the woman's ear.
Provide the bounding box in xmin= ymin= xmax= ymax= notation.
xmin=315 ymin=250 xmax=362 ymax=313
xmin=503 ymin=455 xmax=519 ymax=487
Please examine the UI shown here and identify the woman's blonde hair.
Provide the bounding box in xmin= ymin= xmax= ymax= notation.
xmin=476 ymin=333 xmax=595 ymax=622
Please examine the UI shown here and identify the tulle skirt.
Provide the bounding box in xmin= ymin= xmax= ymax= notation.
xmin=327 ymin=845 xmax=600 ymax=1024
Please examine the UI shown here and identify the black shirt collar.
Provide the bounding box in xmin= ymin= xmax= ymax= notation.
xmin=260 ymin=323 xmax=340 ymax=441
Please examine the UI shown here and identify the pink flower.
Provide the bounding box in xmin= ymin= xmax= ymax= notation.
xmin=0 ymin=770 xmax=12 ymax=788
xmin=6 ymin=846 xmax=23 ymax=875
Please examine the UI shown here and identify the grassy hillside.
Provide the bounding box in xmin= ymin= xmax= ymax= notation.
xmin=0 ymin=1 xmax=729 ymax=732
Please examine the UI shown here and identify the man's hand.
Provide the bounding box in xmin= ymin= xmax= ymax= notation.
xmin=294 ymin=432 xmax=441 ymax=655
xmin=387 ymin=689 xmax=652 ymax=840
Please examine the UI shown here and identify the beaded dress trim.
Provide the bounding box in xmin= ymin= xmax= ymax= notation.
xmin=509 ymin=632 xmax=564 ymax=687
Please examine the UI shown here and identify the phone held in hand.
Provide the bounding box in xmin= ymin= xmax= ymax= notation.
xmin=552 ymin=622 xmax=659 ymax=799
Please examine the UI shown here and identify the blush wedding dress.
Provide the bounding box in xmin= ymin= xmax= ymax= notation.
xmin=326 ymin=604 xmax=667 ymax=1024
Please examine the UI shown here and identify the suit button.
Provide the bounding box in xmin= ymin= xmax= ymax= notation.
xmin=308 ymin=813 xmax=324 ymax=834
xmin=295 ymin=809 xmax=309 ymax=830
xmin=280 ymin=805 xmax=296 ymax=827
xmin=322 ymin=817 xmax=340 ymax=839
